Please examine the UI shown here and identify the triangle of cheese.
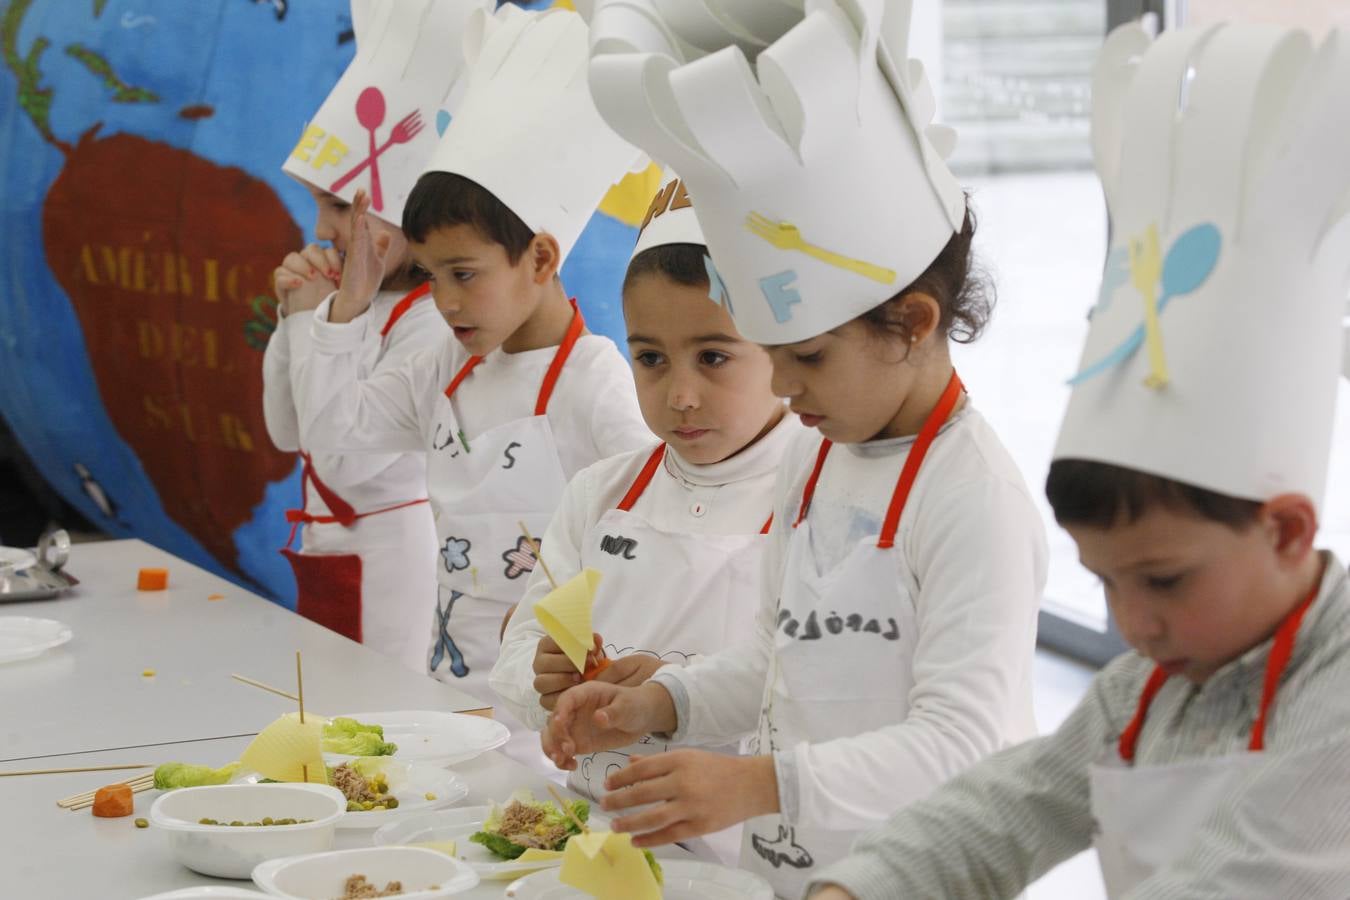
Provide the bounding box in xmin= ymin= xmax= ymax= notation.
xmin=559 ymin=831 xmax=661 ymax=900
xmin=239 ymin=713 xmax=328 ymax=784
xmin=534 ymin=568 xmax=603 ymax=672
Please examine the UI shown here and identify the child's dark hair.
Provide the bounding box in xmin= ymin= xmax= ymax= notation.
xmin=402 ymin=172 xmax=535 ymax=262
xmin=622 ymin=242 xmax=709 ymax=295
xmin=1046 ymin=459 xmax=1262 ymax=530
xmin=860 ymin=198 xmax=992 ymax=345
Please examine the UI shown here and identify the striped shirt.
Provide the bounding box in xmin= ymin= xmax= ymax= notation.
xmin=808 ymin=552 xmax=1350 ymax=900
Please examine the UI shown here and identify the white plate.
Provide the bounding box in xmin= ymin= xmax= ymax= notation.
xmin=331 ymin=710 xmax=510 ymax=767
xmin=0 ymin=616 xmax=72 ymax=664
xmin=252 ymin=846 xmax=478 ymax=899
xmin=504 ymin=859 xmax=774 ymax=899
xmin=138 ymin=890 xmax=270 ymax=899
xmin=373 ymin=805 xmax=610 ymax=881
xmin=236 ymin=759 xmax=468 ymax=830
xmin=0 ymin=547 xmax=35 ymax=576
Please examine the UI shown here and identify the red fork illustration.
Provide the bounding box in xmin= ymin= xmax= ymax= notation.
xmin=330 ymin=103 xmax=425 ymax=207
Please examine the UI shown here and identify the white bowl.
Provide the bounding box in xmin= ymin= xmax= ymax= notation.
xmin=252 ymin=846 xmax=479 ymax=899
xmin=149 ymin=783 xmax=347 ymax=879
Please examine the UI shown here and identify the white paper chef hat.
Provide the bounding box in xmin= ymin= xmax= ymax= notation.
xmin=422 ymin=4 xmax=647 ymax=263
xmin=630 ymin=168 xmax=705 ymax=259
xmin=1054 ymin=22 xmax=1350 ymax=507
xmin=585 ymin=0 xmax=964 ymax=344
xmin=282 ymin=0 xmax=490 ymax=226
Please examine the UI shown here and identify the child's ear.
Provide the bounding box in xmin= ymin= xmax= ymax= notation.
xmin=897 ymin=291 xmax=942 ymax=346
xmin=527 ymin=233 xmax=563 ymax=285
xmin=1261 ymin=494 xmax=1319 ymax=566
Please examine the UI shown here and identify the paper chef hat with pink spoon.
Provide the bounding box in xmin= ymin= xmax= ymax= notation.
xmin=1055 ymin=22 xmax=1350 ymax=508
xmin=583 ymin=0 xmax=965 ymax=345
xmin=282 ymin=0 xmax=490 ymax=226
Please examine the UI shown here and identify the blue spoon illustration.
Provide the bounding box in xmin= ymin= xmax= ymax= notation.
xmin=1069 ymin=222 xmax=1221 ymax=386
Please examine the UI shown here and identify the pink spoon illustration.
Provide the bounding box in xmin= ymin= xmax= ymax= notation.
xmin=353 ymin=86 xmax=385 ymax=210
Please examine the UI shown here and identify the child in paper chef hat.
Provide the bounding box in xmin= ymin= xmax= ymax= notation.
xmin=296 ymin=3 xmax=654 ymax=728
xmin=489 ymin=169 xmax=804 ymax=861
xmin=807 ymin=20 xmax=1350 ymax=900
xmin=264 ymin=0 xmax=486 ymax=671
xmin=541 ymin=2 xmax=1046 ymax=894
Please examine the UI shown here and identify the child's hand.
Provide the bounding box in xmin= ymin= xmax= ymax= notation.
xmin=273 ymin=243 xmax=340 ymax=316
xmin=532 ymin=633 xmax=601 ymax=711
xmin=330 ymin=189 xmax=393 ymax=324
xmin=541 ymin=681 xmax=674 ymax=770
xmin=594 ymin=653 xmax=665 ymax=688
xmin=807 ymin=887 xmax=857 ymax=900
xmin=600 ymin=750 xmax=779 ymax=847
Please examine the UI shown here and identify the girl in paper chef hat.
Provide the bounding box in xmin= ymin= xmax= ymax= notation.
xmin=263 ymin=0 xmax=488 ymax=671
xmin=489 ymin=169 xmax=805 ymax=862
xmin=541 ymin=1 xmax=1046 ymax=893
xmin=293 ymin=3 xmax=655 ymax=750
xmin=806 ymin=19 xmax=1350 ymax=900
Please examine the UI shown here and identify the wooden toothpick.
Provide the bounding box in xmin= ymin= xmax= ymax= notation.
xmin=231 ymin=673 xmax=300 ymax=702
xmin=295 ymin=650 xmax=306 ymax=724
xmin=547 ymin=784 xmax=612 ymax=864
xmin=518 ymin=521 xmax=557 ymax=590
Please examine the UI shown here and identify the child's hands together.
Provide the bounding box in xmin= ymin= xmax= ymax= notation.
xmin=532 ymin=633 xmax=602 ymax=711
xmin=273 ymin=243 xmax=340 ymax=315
xmin=541 ymin=681 xmax=675 ymax=770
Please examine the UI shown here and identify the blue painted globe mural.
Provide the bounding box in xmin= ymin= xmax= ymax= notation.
xmin=0 ymin=0 xmax=653 ymax=606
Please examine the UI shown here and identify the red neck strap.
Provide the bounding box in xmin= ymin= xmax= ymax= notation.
xmin=1118 ymin=578 xmax=1322 ymax=762
xmin=443 ymin=300 xmax=585 ymax=416
xmin=792 ymin=371 xmax=965 ymax=548
xmin=380 ymin=282 xmax=431 ymax=339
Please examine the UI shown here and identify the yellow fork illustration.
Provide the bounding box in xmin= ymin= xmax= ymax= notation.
xmin=745 ymin=212 xmax=897 ymax=286
xmin=1130 ymin=224 xmax=1169 ymax=389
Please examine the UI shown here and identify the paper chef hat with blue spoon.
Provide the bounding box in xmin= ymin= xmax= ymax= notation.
xmin=584 ymin=0 xmax=964 ymax=344
xmin=1055 ymin=21 xmax=1350 ymax=508
xmin=282 ymin=0 xmax=490 ymax=225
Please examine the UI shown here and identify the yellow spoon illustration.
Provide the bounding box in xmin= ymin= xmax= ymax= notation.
xmin=745 ymin=212 xmax=896 ymax=286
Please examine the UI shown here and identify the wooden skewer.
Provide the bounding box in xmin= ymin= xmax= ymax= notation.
xmin=59 ymin=773 xmax=156 ymax=809
xmin=231 ymin=672 xmax=301 ymax=702
xmin=296 ymin=650 xmax=306 ymax=724
xmin=518 ymin=521 xmax=557 ymax=590
xmin=3 ymin=763 xmax=152 ymax=778
xmin=547 ymin=784 xmax=612 ymax=863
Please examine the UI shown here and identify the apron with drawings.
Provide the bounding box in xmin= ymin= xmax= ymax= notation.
xmin=281 ymin=283 xmax=432 ymax=658
xmin=1089 ymin=578 xmax=1321 ymax=897
xmin=574 ymin=443 xmax=771 ymax=864
xmin=426 ymin=301 xmax=585 ymax=707
xmin=742 ymin=371 xmax=964 ymax=899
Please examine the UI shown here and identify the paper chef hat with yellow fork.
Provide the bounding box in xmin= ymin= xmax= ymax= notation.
xmin=423 ymin=5 xmax=648 ymax=264
xmin=282 ymin=0 xmax=490 ymax=226
xmin=1054 ymin=22 xmax=1350 ymax=508
xmin=584 ymin=0 xmax=965 ymax=344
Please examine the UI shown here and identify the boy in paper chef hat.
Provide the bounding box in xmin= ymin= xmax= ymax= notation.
xmin=542 ymin=2 xmax=1046 ymax=896
xmin=295 ymin=3 xmax=654 ymax=732
xmin=264 ymin=0 xmax=486 ymax=670
xmin=807 ymin=20 xmax=1350 ymax=900
xmin=490 ymin=169 xmax=803 ymax=862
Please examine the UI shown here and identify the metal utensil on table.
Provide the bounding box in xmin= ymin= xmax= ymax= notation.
xmin=0 ymin=529 xmax=78 ymax=602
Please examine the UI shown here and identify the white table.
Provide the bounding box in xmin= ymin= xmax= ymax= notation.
xmin=0 ymin=540 xmax=486 ymax=762
xmin=1 ymin=736 xmax=693 ymax=899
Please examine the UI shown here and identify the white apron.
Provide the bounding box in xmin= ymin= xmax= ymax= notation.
xmin=743 ymin=372 xmax=964 ymax=899
xmin=573 ymin=444 xmax=771 ymax=865
xmin=425 ymin=303 xmax=585 ymax=710
xmin=282 ymin=284 xmax=436 ymax=672
xmin=1089 ymin=579 xmax=1321 ymax=897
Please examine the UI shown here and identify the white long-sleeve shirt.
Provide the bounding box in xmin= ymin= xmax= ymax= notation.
xmin=489 ymin=411 xmax=805 ymax=731
xmin=810 ymin=554 xmax=1350 ymax=900
xmin=651 ymin=407 xmax=1047 ymax=831
xmin=297 ymin=294 xmax=651 ymax=469
xmin=262 ymin=292 xmax=445 ymax=530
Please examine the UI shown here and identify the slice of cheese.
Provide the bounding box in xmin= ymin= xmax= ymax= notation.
xmin=239 ymin=713 xmax=328 ymax=784
xmin=534 ymin=568 xmax=603 ymax=672
xmin=559 ymin=831 xmax=661 ymax=900
xmin=517 ymin=848 xmax=565 ymax=862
